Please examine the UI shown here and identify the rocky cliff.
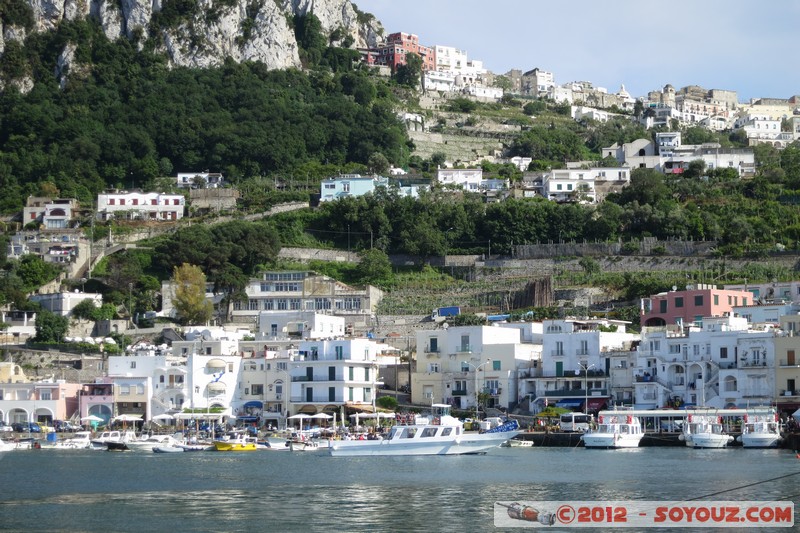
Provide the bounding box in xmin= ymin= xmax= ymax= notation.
xmin=1 ymin=0 xmax=383 ymax=89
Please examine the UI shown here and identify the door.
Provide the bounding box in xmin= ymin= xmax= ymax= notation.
xmin=306 ymin=387 xmax=313 ymax=402
xmin=329 ymin=366 xmax=336 ymax=381
xmin=556 ymin=361 xmax=563 ymax=377
xmin=789 ymin=350 xmax=796 ymax=366
xmin=329 ymin=387 xmax=335 ymax=402
xmin=306 ymin=367 xmax=313 ymax=381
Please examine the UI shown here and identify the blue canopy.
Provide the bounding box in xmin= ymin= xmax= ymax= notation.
xmin=555 ymin=399 xmax=584 ymax=408
xmin=243 ymin=401 xmax=263 ymax=409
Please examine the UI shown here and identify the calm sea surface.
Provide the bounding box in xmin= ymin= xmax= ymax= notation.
xmin=0 ymin=445 xmax=798 ymax=532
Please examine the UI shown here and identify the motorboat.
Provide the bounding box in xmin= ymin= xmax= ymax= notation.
xmin=502 ymin=438 xmax=533 ymax=447
xmin=50 ymin=431 xmax=93 ymax=450
xmin=91 ymin=430 xmax=138 ymax=450
xmin=0 ymin=438 xmax=15 ymax=452
xmin=213 ymin=434 xmax=260 ymax=452
xmin=153 ymin=444 xmax=185 ymax=453
xmin=738 ymin=413 xmax=782 ymax=448
xmin=582 ymin=412 xmax=644 ymax=449
xmin=680 ymin=413 xmax=734 ymax=449
xmin=328 ymin=404 xmax=520 ymax=457
xmin=126 ymin=434 xmax=183 ymax=452
xmin=287 ymin=438 xmax=325 ymax=452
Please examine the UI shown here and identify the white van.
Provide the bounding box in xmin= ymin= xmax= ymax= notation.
xmin=559 ymin=413 xmax=593 ymax=432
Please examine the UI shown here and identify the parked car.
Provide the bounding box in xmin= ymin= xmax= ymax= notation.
xmin=11 ymin=422 xmax=42 ymax=433
xmin=54 ymin=420 xmax=78 ymax=432
xmin=0 ymin=423 xmax=13 ymax=432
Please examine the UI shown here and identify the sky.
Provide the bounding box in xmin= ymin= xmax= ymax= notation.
xmin=354 ymin=0 xmax=800 ymax=102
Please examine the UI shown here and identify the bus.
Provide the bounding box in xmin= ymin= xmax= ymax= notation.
xmin=559 ymin=413 xmax=593 ymax=432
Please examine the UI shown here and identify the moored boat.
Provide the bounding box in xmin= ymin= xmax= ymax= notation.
xmin=50 ymin=431 xmax=93 ymax=450
xmin=329 ymin=404 xmax=520 ymax=457
xmin=680 ymin=414 xmax=733 ymax=448
xmin=213 ymin=434 xmax=260 ymax=451
xmin=91 ymin=430 xmax=138 ymax=450
xmin=582 ymin=412 xmax=644 ymax=449
xmin=0 ymin=438 xmax=15 ymax=452
xmin=739 ymin=413 xmax=782 ymax=448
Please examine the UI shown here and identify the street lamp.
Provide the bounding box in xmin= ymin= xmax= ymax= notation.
xmin=463 ymin=359 xmax=491 ymax=421
xmin=578 ymin=362 xmax=595 ymax=415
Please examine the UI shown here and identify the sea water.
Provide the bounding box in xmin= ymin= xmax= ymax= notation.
xmin=0 ymin=446 xmax=797 ymax=532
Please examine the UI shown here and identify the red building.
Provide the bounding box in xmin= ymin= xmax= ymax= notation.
xmin=640 ymin=285 xmax=751 ymax=327
xmin=363 ymin=32 xmax=435 ymax=72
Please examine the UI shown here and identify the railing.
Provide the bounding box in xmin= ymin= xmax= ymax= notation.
xmin=452 ymin=390 xmax=467 ymax=396
xmin=424 ymin=346 xmax=440 ymax=354
xmin=550 ymin=350 xmax=565 ymax=357
xmin=739 ymin=360 xmax=768 ymax=368
xmin=575 ymin=350 xmax=589 ymax=356
xmin=779 ymin=359 xmax=800 ymax=367
xmin=456 ymin=345 xmax=473 ymax=353
xmin=641 ymin=393 xmax=656 ymax=400
xmin=290 ymin=396 xmax=343 ymax=403
xmin=291 ymin=376 xmax=344 ymax=382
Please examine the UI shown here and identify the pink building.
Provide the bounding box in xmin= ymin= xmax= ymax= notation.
xmin=363 ymin=32 xmax=436 ymax=72
xmin=641 ymin=285 xmax=751 ymax=327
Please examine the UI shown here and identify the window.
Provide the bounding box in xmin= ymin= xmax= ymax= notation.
xmin=659 ymin=300 xmax=667 ymax=313
xmin=454 ymin=380 xmax=467 ymax=392
xmin=277 ymin=362 xmax=287 ymax=371
xmin=159 ymin=375 xmax=165 ymax=383
xmin=461 ymin=362 xmax=470 ymax=372
xmin=694 ymin=295 xmax=703 ymax=306
xmin=120 ymin=385 xmax=130 ymax=396
xmin=555 ymin=341 xmax=564 ymax=356
xmin=130 ymin=361 xmax=136 ymax=369
xmin=251 ymin=384 xmax=263 ymax=395
xmin=137 ymin=384 xmax=144 ymax=395
xmin=669 ymin=344 xmax=681 ymax=354
xmin=675 ymin=297 xmax=684 ymax=308
xmin=492 ymin=360 xmax=501 ymax=371
xmin=720 ymin=347 xmax=728 ymax=359
xmin=335 ymin=346 xmax=343 ymax=360
xmin=348 ymin=367 xmax=354 ymax=381
xmin=228 ymin=363 xmax=234 ymax=372
xmin=249 ymin=300 xmax=259 ymax=311
xmin=429 ymin=363 xmax=440 ymax=373
xmin=109 ymin=199 xmax=115 ymax=205
xmin=40 ymin=390 xmax=51 ymax=401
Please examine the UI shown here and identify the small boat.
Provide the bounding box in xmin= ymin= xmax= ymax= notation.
xmin=0 ymin=438 xmax=15 ymax=452
xmin=287 ymin=438 xmax=323 ymax=452
xmin=582 ymin=412 xmax=644 ymax=449
xmin=51 ymin=431 xmax=93 ymax=450
xmin=505 ymin=438 xmax=533 ymax=447
xmin=739 ymin=413 xmax=782 ymax=448
xmin=177 ymin=443 xmax=214 ymax=452
xmin=329 ymin=404 xmax=520 ymax=457
xmin=153 ymin=444 xmax=185 ymax=453
xmin=91 ymin=430 xmax=138 ymax=450
xmin=106 ymin=441 xmax=130 ymax=451
xmin=213 ymin=434 xmax=259 ymax=452
xmin=126 ymin=434 xmax=183 ymax=452
xmin=680 ymin=413 xmax=734 ymax=449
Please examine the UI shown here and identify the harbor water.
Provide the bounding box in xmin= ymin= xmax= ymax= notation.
xmin=0 ymin=446 xmax=798 ymax=532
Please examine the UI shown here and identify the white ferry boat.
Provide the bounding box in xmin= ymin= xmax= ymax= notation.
xmin=328 ymin=404 xmax=520 ymax=457
xmin=681 ymin=414 xmax=733 ymax=448
xmin=582 ymin=412 xmax=644 ymax=449
xmin=739 ymin=413 xmax=782 ymax=448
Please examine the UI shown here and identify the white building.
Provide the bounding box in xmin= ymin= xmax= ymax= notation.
xmin=412 ymin=325 xmax=536 ymax=411
xmin=289 ymin=338 xmax=385 ymax=417
xmin=96 ymin=191 xmax=185 ymax=221
xmin=257 ymin=311 xmax=345 ymax=341
xmin=542 ymin=168 xmax=631 ymax=203
xmin=176 ymin=172 xmax=224 ymax=189
xmin=436 ymin=169 xmax=482 ymax=191
xmin=29 ymin=291 xmax=103 ymax=317
xmin=634 ymin=316 xmax=776 ymax=410
xmin=523 ymin=318 xmax=639 ymax=412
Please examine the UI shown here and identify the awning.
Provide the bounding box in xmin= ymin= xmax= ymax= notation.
xmin=556 ymin=399 xmax=584 ymax=408
xmin=243 ymin=401 xmax=263 ymax=409
xmin=237 ymin=416 xmax=258 ymax=422
xmin=586 ymin=398 xmax=608 ymax=411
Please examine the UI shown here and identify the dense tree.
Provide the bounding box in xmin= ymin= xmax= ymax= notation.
xmin=394 ymin=52 xmax=422 ymax=88
xmin=33 ymin=309 xmax=69 ymax=343
xmin=172 ymin=263 xmax=213 ymax=326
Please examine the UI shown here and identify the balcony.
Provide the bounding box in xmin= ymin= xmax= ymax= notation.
xmin=779 ymin=360 xmax=800 ymax=367
xmin=455 ymin=345 xmax=473 ymax=353
xmin=452 ymin=390 xmax=467 ymax=396
xmin=550 ymin=350 xmax=565 ymax=357
xmin=740 ymin=360 xmax=768 ymax=368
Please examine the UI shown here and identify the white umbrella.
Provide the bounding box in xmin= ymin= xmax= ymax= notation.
xmin=81 ymin=415 xmax=104 ymax=423
xmin=310 ymin=413 xmax=332 ymax=419
xmin=152 ymin=414 xmax=174 ymax=421
xmin=114 ymin=414 xmax=143 ymax=422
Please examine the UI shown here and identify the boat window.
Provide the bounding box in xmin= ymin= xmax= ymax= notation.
xmin=388 ymin=427 xmax=400 ymax=439
xmin=420 ymin=427 xmax=438 ymax=438
xmin=405 ymin=428 xmax=417 ymax=438
xmin=441 ymin=427 xmax=452 ymax=437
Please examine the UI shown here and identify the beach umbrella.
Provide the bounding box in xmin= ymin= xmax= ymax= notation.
xmin=81 ymin=415 xmax=104 ymax=423
xmin=152 ymin=414 xmax=174 ymax=422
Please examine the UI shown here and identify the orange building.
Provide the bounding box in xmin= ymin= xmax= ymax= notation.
xmin=640 ymin=285 xmax=751 ymax=327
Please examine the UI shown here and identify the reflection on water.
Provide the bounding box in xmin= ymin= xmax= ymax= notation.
xmin=0 ymin=447 xmax=797 ymax=532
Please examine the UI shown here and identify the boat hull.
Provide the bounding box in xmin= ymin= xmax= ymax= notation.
xmin=329 ymin=430 xmax=519 ymax=457
xmin=685 ymin=434 xmax=733 ymax=448
xmin=741 ymin=434 xmax=781 ymax=448
xmin=213 ymin=441 xmax=257 ymax=452
xmin=582 ymin=433 xmax=643 ymax=449
xmin=153 ymin=445 xmax=185 ymax=453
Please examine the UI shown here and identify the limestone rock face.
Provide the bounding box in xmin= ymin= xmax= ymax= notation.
xmin=3 ymin=0 xmax=383 ymax=75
